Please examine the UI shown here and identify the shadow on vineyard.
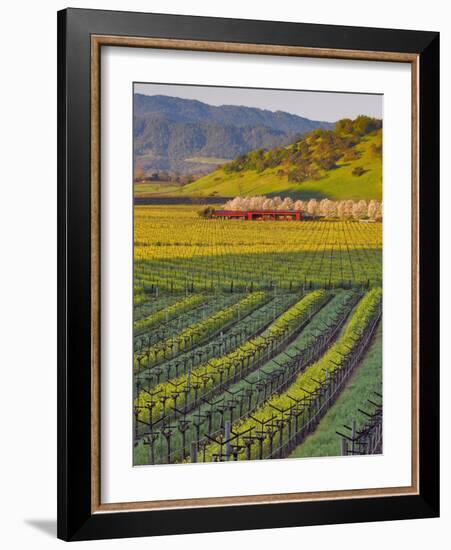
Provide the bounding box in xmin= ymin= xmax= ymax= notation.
xmin=135 ymin=248 xmax=382 ymax=293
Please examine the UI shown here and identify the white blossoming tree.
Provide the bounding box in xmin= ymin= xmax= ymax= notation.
xmin=307 ymin=199 xmax=319 ymax=217
xmin=273 ymin=196 xmax=283 ymax=209
xmin=262 ymin=197 xmax=275 ymax=210
xmin=281 ymin=197 xmax=294 ymax=210
xmin=352 ymin=199 xmax=368 ymax=219
xmin=319 ymin=198 xmax=332 ymax=217
xmin=221 ymin=196 xmax=382 ymax=221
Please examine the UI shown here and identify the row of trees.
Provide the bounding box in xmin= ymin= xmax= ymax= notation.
xmin=222 ymin=195 xmax=382 ymax=220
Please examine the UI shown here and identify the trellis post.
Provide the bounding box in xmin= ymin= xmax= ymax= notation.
xmin=190 ymin=441 xmax=198 ymax=463
xmin=351 ymin=420 xmax=356 ymax=454
xmin=225 ymin=420 xmax=231 ymax=460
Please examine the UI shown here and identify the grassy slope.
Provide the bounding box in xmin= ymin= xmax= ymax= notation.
xmin=180 ymin=131 xmax=382 ymax=201
xmin=289 ymin=322 xmax=382 ymax=459
xmin=134 ymin=181 xmax=185 ymax=197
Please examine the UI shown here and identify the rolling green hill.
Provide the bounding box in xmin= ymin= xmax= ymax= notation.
xmin=180 ymin=119 xmax=382 ymax=201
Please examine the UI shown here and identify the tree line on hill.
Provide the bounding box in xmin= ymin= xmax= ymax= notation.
xmin=221 ymin=195 xmax=382 ymax=221
xmin=221 ymin=115 xmax=382 ymax=184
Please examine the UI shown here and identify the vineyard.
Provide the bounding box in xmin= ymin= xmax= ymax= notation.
xmin=133 ymin=205 xmax=383 ymax=465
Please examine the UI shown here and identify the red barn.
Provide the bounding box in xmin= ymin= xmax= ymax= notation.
xmin=211 ymin=209 xmax=302 ymax=221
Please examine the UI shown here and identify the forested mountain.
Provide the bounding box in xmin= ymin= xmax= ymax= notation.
xmin=134 ymin=94 xmax=334 ymax=176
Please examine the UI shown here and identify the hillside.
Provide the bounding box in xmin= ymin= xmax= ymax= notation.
xmin=180 ymin=117 xmax=382 ymax=201
xmin=134 ymin=94 xmax=333 ymax=176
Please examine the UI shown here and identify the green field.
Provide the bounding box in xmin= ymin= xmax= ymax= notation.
xmin=134 ymin=181 xmax=185 ymax=197
xmin=289 ymin=323 xmax=382 ymax=458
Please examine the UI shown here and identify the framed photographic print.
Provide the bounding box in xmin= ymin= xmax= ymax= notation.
xmin=57 ymin=8 xmax=439 ymax=541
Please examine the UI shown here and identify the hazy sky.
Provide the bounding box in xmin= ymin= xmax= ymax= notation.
xmin=134 ymin=82 xmax=382 ymax=123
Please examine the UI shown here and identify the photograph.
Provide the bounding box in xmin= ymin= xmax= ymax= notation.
xmin=132 ymin=83 xmax=383 ymax=466
xmin=53 ymin=6 xmax=440 ymax=542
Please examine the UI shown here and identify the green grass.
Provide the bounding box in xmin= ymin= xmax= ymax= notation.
xmin=180 ymin=132 xmax=382 ymax=201
xmin=185 ymin=156 xmax=230 ymax=165
xmin=134 ymin=181 xmax=185 ymax=197
xmin=289 ymin=322 xmax=382 ymax=458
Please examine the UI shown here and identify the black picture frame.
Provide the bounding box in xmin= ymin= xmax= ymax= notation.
xmin=57 ymin=7 xmax=439 ymax=541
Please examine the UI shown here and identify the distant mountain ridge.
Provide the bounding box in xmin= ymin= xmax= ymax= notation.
xmin=134 ymin=94 xmax=334 ymax=175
